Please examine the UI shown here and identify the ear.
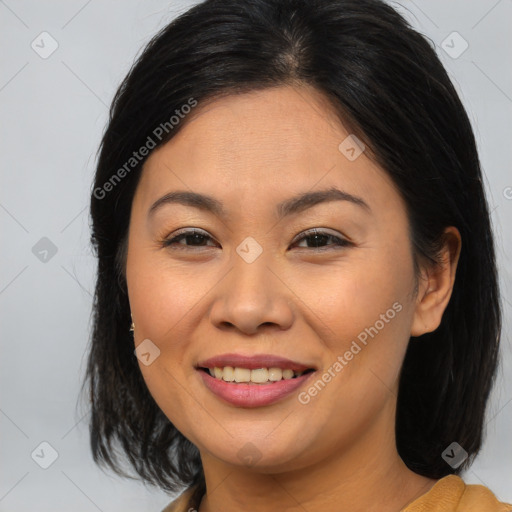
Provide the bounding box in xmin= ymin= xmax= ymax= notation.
xmin=410 ymin=226 xmax=462 ymax=337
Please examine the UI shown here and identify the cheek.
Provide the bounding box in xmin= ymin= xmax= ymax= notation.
xmin=127 ymin=245 xmax=210 ymax=347
xmin=126 ymin=247 xmax=200 ymax=401
xmin=293 ymin=246 xmax=412 ymax=345
xmin=292 ymin=241 xmax=415 ymax=402
xmin=294 ymin=260 xmax=412 ymax=446
xmin=127 ymin=254 xmax=205 ymax=432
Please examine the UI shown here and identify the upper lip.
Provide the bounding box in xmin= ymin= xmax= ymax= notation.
xmin=196 ymin=353 xmax=316 ymax=372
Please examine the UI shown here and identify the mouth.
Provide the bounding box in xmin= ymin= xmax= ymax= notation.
xmin=197 ymin=366 xmax=315 ymax=384
xmin=195 ymin=354 xmax=318 ymax=407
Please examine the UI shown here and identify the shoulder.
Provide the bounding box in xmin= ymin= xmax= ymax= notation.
xmin=161 ymin=486 xmax=198 ymax=512
xmin=403 ymin=474 xmax=512 ymax=512
xmin=459 ymin=477 xmax=512 ymax=512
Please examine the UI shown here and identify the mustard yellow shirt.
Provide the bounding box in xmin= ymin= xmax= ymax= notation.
xmin=161 ymin=475 xmax=512 ymax=512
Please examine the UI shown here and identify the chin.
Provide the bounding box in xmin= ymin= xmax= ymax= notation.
xmin=203 ymin=435 xmax=315 ymax=473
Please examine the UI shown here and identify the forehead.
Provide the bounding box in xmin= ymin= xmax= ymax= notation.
xmin=136 ymin=85 xmax=403 ymax=219
xmin=162 ymin=86 xmax=349 ymax=170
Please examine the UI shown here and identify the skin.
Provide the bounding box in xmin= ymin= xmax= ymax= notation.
xmin=125 ymin=85 xmax=461 ymax=512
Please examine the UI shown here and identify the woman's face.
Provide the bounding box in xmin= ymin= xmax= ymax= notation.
xmin=126 ymin=85 xmax=426 ymax=473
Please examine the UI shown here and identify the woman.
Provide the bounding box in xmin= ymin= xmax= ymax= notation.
xmin=82 ymin=0 xmax=511 ymax=510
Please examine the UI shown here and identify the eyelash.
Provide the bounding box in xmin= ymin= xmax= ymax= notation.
xmin=160 ymin=228 xmax=351 ymax=251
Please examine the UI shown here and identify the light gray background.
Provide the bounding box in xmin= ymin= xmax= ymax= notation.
xmin=1 ymin=1 xmax=511 ymax=510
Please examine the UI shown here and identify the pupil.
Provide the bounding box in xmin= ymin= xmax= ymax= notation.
xmin=188 ymin=234 xmax=205 ymax=245
xmin=309 ymin=234 xmax=327 ymax=247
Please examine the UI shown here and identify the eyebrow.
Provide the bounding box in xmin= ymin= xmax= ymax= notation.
xmin=147 ymin=187 xmax=371 ymax=220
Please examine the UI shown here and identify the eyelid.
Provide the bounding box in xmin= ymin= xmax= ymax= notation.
xmin=170 ymin=226 xmax=210 ymax=237
xmin=162 ymin=227 xmax=219 ymax=247
xmin=290 ymin=227 xmax=348 ymax=245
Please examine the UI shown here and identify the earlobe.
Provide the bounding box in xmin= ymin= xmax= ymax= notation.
xmin=410 ymin=227 xmax=462 ymax=337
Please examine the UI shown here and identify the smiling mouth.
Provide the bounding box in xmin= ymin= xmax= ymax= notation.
xmin=198 ymin=366 xmax=316 ymax=384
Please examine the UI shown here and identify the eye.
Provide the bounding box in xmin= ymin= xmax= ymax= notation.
xmin=290 ymin=228 xmax=351 ymax=250
xmin=160 ymin=227 xmax=351 ymax=251
xmin=161 ymin=228 xmax=219 ymax=249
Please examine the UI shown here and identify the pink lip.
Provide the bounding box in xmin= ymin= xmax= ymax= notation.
xmin=196 ymin=353 xmax=315 ymax=372
xmin=197 ymin=368 xmax=316 ymax=408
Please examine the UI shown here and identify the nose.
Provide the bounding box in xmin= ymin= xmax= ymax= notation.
xmin=208 ymin=251 xmax=294 ymax=335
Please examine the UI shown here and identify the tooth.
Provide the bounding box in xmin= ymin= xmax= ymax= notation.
xmin=282 ymin=369 xmax=294 ymax=380
xmin=268 ymin=368 xmax=283 ymax=381
xmin=207 ymin=365 xmax=307 ymax=383
xmin=234 ymin=367 xmax=251 ymax=382
xmin=223 ymin=366 xmax=235 ymax=381
xmin=251 ymin=368 xmax=269 ymax=383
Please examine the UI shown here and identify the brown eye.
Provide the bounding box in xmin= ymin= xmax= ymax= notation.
xmin=292 ymin=229 xmax=351 ymax=250
xmin=161 ymin=228 xmax=350 ymax=252
xmin=162 ymin=228 xmax=218 ymax=249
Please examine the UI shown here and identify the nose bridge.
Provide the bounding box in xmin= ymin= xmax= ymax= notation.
xmin=209 ymin=240 xmax=294 ymax=334
xmin=228 ymin=236 xmax=276 ymax=309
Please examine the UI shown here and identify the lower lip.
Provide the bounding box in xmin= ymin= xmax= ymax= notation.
xmin=197 ymin=369 xmax=316 ymax=408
